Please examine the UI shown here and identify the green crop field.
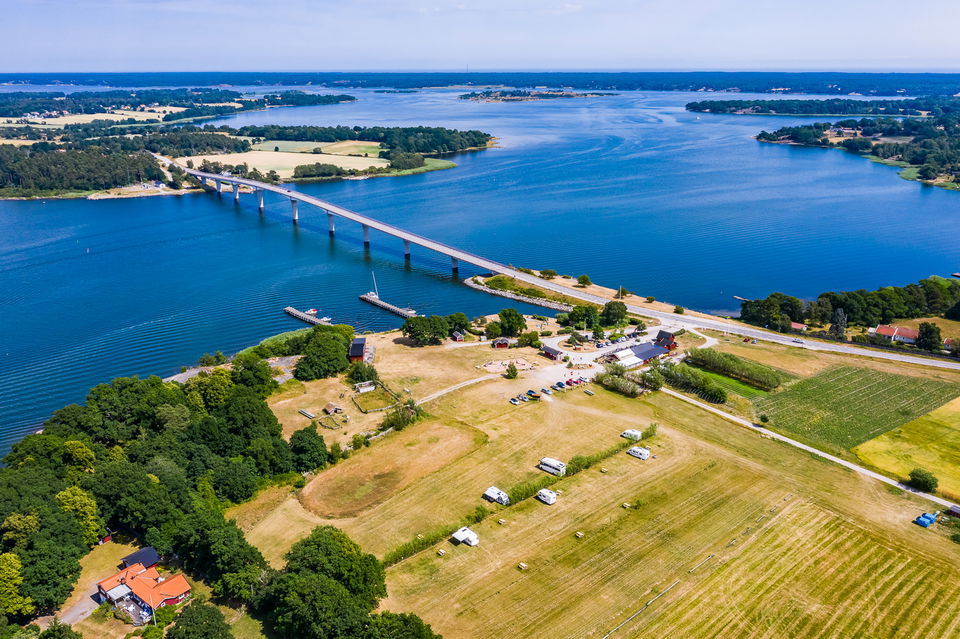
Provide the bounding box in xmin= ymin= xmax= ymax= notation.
xmin=697 ymin=369 xmax=769 ymax=399
xmin=753 ymin=366 xmax=960 ymax=455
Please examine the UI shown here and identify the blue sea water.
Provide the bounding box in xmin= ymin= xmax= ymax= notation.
xmin=1 ymin=88 xmax=958 ymax=451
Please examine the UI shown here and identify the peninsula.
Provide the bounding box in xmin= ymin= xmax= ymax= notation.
xmin=459 ymin=89 xmax=614 ymax=102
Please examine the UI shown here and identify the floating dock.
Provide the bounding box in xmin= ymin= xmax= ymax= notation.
xmin=732 ymin=295 xmax=751 ymax=302
xmin=284 ymin=307 xmax=332 ymax=326
xmin=952 ymin=272 xmax=960 ymax=278
xmin=359 ymin=293 xmax=418 ymax=319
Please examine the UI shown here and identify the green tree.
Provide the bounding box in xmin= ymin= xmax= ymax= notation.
xmin=0 ymin=553 xmax=34 ymax=617
xmin=830 ymin=308 xmax=847 ymax=340
xmin=444 ymin=312 xmax=470 ymax=333
xmin=290 ymin=425 xmax=328 ymax=472
xmin=401 ymin=316 xmax=449 ymax=346
xmin=231 ymin=352 xmax=278 ymax=397
xmin=517 ymin=331 xmax=541 ymax=348
xmin=183 ymin=369 xmax=235 ymax=409
xmin=907 ymin=468 xmax=938 ymax=493
xmin=539 ymin=269 xmax=557 ymax=279
xmin=505 ymin=362 xmax=518 ymax=379
xmin=295 ymin=333 xmax=349 ymax=380
xmin=284 ymin=526 xmax=386 ymax=609
xmin=38 ymin=619 xmax=81 ymax=639
xmin=346 ymin=363 xmax=379 ymax=385
xmin=601 ymin=301 xmax=627 ymax=326
xmin=362 ymin=612 xmax=441 ymax=639
xmin=54 ymin=486 xmax=103 ymax=546
xmin=916 ymin=322 xmax=943 ymax=352
xmin=497 ymin=309 xmax=526 ymax=337
xmin=673 ymin=305 xmax=685 ymax=314
xmin=485 ymin=321 xmax=502 ymax=339
xmin=258 ymin=572 xmax=369 ymax=639
xmin=1 ymin=514 xmax=38 ymax=552
xmin=576 ymin=274 xmax=592 ymax=287
xmin=614 ymin=286 xmax=630 ymax=299
xmin=166 ymin=602 xmax=232 ymax=639
xmin=212 ymin=458 xmax=258 ymax=502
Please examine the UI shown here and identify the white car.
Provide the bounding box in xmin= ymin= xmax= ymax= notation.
xmin=792 ymin=338 xmax=804 ymax=344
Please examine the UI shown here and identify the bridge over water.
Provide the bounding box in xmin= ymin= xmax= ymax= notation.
xmin=185 ymin=168 xmax=960 ymax=372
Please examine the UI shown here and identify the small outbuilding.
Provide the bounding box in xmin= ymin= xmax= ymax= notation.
xmin=451 ymin=331 xmax=465 ymax=342
xmin=492 ymin=337 xmax=511 ymax=349
xmin=451 ymin=527 xmax=480 ymax=546
xmin=654 ymin=330 xmax=678 ymax=351
xmin=349 ymin=337 xmax=367 ymax=363
xmin=323 ymin=402 xmax=343 ymax=415
xmin=542 ymin=345 xmax=563 ymax=360
xmin=537 ymin=489 xmax=558 ymax=505
xmin=483 ymin=486 xmax=510 ymax=506
xmin=120 ymin=547 xmax=160 ymax=570
xmin=621 ymin=429 xmax=643 ymax=441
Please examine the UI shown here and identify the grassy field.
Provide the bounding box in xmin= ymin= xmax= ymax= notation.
xmin=892 ymin=316 xmax=960 ymax=341
xmin=233 ymin=334 xmax=960 ymax=638
xmin=854 ymin=396 xmax=960 ymax=500
xmin=696 ymin=368 xmax=770 ymax=399
xmin=176 ymin=150 xmax=388 ymax=178
xmin=352 ymin=386 xmax=399 ymax=412
xmin=754 ymin=366 xmax=960 ymax=455
xmin=245 ymin=138 xmax=382 ymax=156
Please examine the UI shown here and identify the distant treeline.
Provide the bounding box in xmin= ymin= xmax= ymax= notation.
xmin=234 ymin=125 xmax=492 ymax=154
xmin=740 ymin=277 xmax=960 ymax=330
xmin=685 ymin=97 xmax=960 ymax=116
xmin=0 ymin=89 xmax=355 ymax=121
xmin=0 ymin=145 xmax=163 ymax=195
xmin=5 ymin=71 xmax=960 ymax=95
xmin=459 ymin=89 xmax=611 ymax=100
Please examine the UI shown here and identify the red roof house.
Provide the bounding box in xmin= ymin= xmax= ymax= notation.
xmin=97 ymin=563 xmax=191 ymax=615
xmin=873 ymin=324 xmax=919 ymax=344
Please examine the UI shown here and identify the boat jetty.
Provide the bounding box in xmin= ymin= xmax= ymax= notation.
xmin=359 ymin=271 xmax=418 ymax=319
xmin=284 ymin=307 xmax=333 ymax=326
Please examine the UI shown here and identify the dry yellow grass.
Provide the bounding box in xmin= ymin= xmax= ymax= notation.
xmin=175 ymin=150 xmax=388 ymax=178
xmin=13 ymin=108 xmax=184 ymax=126
xmin=892 ymin=316 xmax=960 ymax=341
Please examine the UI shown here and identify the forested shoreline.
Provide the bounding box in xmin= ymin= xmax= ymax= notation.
xmin=685 ymin=96 xmax=960 ymax=116
xmin=0 ymin=323 xmax=440 ymax=637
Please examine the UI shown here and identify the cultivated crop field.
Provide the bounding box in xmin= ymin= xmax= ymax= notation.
xmin=753 ymin=366 xmax=960 ymax=454
xmin=640 ymin=500 xmax=960 ymax=638
xmin=854 ymin=396 xmax=960 ymax=500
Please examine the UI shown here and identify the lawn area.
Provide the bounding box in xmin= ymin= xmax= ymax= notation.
xmin=245 ymin=138 xmax=382 ymax=156
xmin=352 ymin=386 xmax=399 ymax=412
xmin=753 ymin=366 xmax=960 ymax=455
xmin=854 ymin=396 xmax=960 ymax=500
xmin=696 ymin=368 xmax=770 ymax=399
xmin=175 ymin=150 xmax=388 ymax=178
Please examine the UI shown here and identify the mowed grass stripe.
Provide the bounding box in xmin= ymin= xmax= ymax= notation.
xmin=754 ymin=366 xmax=960 ymax=454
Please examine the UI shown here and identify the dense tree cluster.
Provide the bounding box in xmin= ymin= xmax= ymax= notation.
xmin=0 ymin=88 xmax=245 ymax=118
xmin=686 ymin=97 xmax=960 ymax=116
xmin=653 ymin=362 xmax=728 ymax=403
xmin=0 ymin=348 xmax=341 ymax=619
xmin=0 ymin=145 xmax=163 ymax=195
xmin=254 ymin=526 xmax=439 ymax=639
xmin=234 ymin=125 xmax=491 ymax=154
xmin=684 ymin=348 xmax=787 ymax=391
xmin=740 ymin=277 xmax=960 ymax=330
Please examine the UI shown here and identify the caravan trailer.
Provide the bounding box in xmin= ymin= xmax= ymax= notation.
xmin=621 ymin=429 xmax=643 ymax=441
xmin=537 ymin=488 xmax=558 ymax=505
xmin=451 ymin=527 xmax=480 ymax=546
xmin=539 ymin=457 xmax=567 ymax=476
xmin=627 ymin=446 xmax=651 ymax=460
xmin=483 ymin=486 xmax=510 ymax=506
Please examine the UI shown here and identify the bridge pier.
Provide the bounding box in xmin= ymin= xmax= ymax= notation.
xmin=403 ymin=239 xmax=411 ymax=260
xmin=215 ymin=180 xmax=223 ymax=194
xmin=451 ymin=256 xmax=459 ymax=272
xmin=256 ymin=189 xmax=264 ymax=211
xmin=327 ymin=212 xmax=336 ymax=234
xmin=232 ymin=183 xmax=240 ymax=202
xmin=362 ymin=224 xmax=370 ymax=246
xmin=290 ymin=199 xmax=299 ymax=223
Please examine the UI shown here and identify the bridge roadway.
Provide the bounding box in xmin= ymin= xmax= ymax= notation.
xmin=187 ymin=168 xmax=960 ymax=372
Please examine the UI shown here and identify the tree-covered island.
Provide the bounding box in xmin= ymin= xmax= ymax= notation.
xmin=459 ymin=89 xmax=614 ymax=102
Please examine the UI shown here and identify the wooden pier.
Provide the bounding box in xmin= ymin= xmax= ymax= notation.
xmin=359 ymin=293 xmax=418 ymax=319
xmin=732 ymin=295 xmax=751 ymax=302
xmin=284 ymin=307 xmax=332 ymax=326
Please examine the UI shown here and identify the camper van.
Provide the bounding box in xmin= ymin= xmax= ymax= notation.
xmin=537 ymin=488 xmax=558 ymax=505
xmin=621 ymin=429 xmax=643 ymax=441
xmin=482 ymin=486 xmax=510 ymax=506
xmin=539 ymin=457 xmax=567 ymax=476
xmin=627 ymin=446 xmax=651 ymax=460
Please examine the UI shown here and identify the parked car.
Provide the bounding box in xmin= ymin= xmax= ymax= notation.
xmin=509 ymin=398 xmax=520 ymax=406
xmin=556 ymin=381 xmax=566 ymax=389
xmin=541 ymin=387 xmax=552 ymax=395
xmin=584 ymin=389 xmax=595 ymax=396
xmin=527 ymin=390 xmax=541 ymax=399
xmin=519 ymin=394 xmax=529 ymax=402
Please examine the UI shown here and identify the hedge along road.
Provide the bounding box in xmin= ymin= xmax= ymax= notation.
xmin=182 ymin=166 xmax=960 ymax=372
xmin=659 ymin=387 xmax=958 ymax=510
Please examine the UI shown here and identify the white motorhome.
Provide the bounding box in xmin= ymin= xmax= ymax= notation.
xmin=627 ymin=446 xmax=651 ymax=460
xmin=621 ymin=429 xmax=642 ymax=441
xmin=537 ymin=488 xmax=558 ymax=505
xmin=538 ymin=457 xmax=567 ymax=476
xmin=483 ymin=486 xmax=510 ymax=506
xmin=451 ymin=526 xmax=480 ymax=546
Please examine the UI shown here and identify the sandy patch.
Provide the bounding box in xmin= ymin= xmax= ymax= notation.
xmin=481 ymin=358 xmax=536 ymax=374
xmin=176 ymin=150 xmax=388 ymax=178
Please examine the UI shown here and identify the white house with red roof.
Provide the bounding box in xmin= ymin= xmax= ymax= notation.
xmin=870 ymin=324 xmax=919 ymax=344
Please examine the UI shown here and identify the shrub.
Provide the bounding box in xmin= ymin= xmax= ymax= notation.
xmin=759 ymin=414 xmax=769 ymax=423
xmin=505 ymin=362 xmax=519 ymax=379
xmin=642 ymin=422 xmax=658 ymax=439
xmin=908 ymin=468 xmax=938 ymax=493
xmin=539 ymin=269 xmax=557 ymax=279
xmin=951 ymin=532 xmax=960 ymax=544
xmin=673 ymin=305 xmax=685 ymax=314
xmin=346 ymin=362 xmax=379 ymax=384
xmin=646 ymin=296 xmax=655 ymax=303
xmin=380 ymin=400 xmax=423 ymax=432
xmin=540 ymin=330 xmax=552 ymax=337
xmin=577 ymin=274 xmax=592 ymax=287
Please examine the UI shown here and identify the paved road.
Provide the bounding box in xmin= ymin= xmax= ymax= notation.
xmin=183 ymin=167 xmax=960 ymax=372
xmin=659 ymin=388 xmax=957 ymax=511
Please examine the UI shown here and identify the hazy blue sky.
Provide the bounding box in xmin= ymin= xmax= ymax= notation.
xmin=6 ymin=0 xmax=960 ymax=72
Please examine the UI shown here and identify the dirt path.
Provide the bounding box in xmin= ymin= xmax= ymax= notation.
xmin=416 ymin=374 xmax=499 ymax=405
xmin=659 ymin=388 xmax=957 ymax=509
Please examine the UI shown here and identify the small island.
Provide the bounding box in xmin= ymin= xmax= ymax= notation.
xmin=459 ymin=89 xmax=615 ymax=102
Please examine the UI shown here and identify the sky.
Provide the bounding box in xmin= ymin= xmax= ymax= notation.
xmin=5 ymin=0 xmax=960 ymax=73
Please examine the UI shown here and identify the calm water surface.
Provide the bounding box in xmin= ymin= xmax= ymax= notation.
xmin=1 ymin=89 xmax=958 ymax=450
